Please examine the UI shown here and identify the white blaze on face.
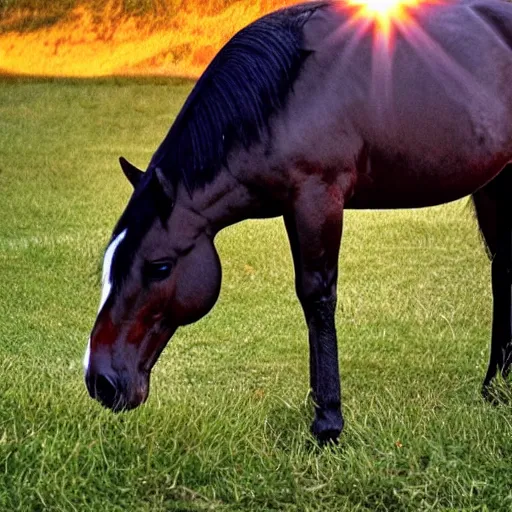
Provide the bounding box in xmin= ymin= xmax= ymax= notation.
xmin=83 ymin=229 xmax=127 ymax=371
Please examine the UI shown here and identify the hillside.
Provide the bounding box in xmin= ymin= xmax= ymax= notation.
xmin=0 ymin=0 xmax=296 ymax=77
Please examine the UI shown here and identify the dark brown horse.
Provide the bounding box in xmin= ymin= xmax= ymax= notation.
xmin=85 ymin=0 xmax=512 ymax=443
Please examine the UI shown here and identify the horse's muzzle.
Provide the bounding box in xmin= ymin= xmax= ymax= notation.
xmin=85 ymin=370 xmax=149 ymax=412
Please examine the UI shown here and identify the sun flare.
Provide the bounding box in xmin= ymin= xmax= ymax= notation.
xmin=329 ymin=0 xmax=448 ymax=122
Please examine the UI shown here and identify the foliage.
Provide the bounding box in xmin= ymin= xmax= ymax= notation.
xmin=0 ymin=77 xmax=511 ymax=510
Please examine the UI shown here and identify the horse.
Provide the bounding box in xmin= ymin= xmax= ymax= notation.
xmin=84 ymin=0 xmax=512 ymax=444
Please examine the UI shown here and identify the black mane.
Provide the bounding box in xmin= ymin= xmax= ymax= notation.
xmin=148 ymin=2 xmax=324 ymax=190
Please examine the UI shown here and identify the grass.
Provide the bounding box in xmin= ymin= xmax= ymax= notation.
xmin=0 ymin=76 xmax=511 ymax=511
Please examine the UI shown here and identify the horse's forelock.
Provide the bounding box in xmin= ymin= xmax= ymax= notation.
xmin=108 ymin=178 xmax=170 ymax=293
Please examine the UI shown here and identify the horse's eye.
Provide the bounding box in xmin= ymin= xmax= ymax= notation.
xmin=144 ymin=260 xmax=173 ymax=282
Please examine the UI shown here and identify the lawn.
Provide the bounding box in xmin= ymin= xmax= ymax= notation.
xmin=0 ymin=77 xmax=511 ymax=511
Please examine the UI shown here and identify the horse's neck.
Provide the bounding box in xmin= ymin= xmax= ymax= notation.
xmin=182 ymin=169 xmax=263 ymax=235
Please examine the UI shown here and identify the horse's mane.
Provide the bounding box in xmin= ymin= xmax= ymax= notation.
xmin=148 ymin=2 xmax=325 ymax=190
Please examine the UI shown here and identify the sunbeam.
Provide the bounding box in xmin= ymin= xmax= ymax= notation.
xmin=327 ymin=0 xmax=501 ymax=127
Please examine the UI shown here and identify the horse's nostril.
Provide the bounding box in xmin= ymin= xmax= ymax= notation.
xmin=94 ymin=374 xmax=119 ymax=409
xmin=85 ymin=371 xmax=144 ymax=412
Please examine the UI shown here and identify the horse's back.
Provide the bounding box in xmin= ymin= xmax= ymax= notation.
xmin=272 ymin=0 xmax=512 ymax=208
xmin=297 ymin=0 xmax=512 ymax=146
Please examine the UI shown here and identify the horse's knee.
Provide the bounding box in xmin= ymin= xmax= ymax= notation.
xmin=296 ymin=271 xmax=337 ymax=312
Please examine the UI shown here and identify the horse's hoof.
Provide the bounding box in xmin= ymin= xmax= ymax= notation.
xmin=311 ymin=417 xmax=343 ymax=446
xmin=314 ymin=429 xmax=341 ymax=447
xmin=482 ymin=381 xmax=511 ymax=405
xmin=482 ymin=383 xmax=495 ymax=403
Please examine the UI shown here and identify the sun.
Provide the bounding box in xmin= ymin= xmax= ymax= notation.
xmin=345 ymin=0 xmax=424 ymax=40
xmin=357 ymin=0 xmax=417 ymax=16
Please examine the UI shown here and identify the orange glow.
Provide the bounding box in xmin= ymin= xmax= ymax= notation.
xmin=0 ymin=1 xmax=295 ymax=77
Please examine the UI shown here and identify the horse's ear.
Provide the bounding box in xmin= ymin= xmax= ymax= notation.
xmin=149 ymin=167 xmax=175 ymax=224
xmin=119 ymin=157 xmax=144 ymax=188
xmin=154 ymin=167 xmax=175 ymax=202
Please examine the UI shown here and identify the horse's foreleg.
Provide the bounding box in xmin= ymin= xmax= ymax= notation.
xmin=473 ymin=165 xmax=512 ymax=394
xmin=284 ymin=184 xmax=345 ymax=444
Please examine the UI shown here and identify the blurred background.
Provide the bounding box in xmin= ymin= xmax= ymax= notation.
xmin=0 ymin=0 xmax=295 ymax=77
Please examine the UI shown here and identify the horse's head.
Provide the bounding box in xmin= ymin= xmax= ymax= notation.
xmin=84 ymin=158 xmax=221 ymax=411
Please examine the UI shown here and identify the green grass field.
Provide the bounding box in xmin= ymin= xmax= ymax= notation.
xmin=1 ymin=77 xmax=511 ymax=511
